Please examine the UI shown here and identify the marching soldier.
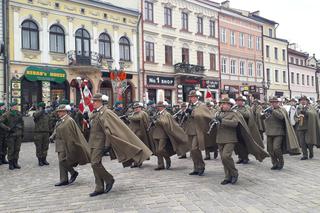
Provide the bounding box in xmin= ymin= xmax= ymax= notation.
xmin=128 ymin=102 xmax=153 ymax=156
xmin=33 ymin=102 xmax=50 ymax=166
xmin=251 ymin=99 xmax=265 ymax=139
xmin=204 ymin=101 xmax=218 ymax=160
xmin=88 ymin=93 xmax=152 ymax=196
xmin=213 ymin=98 xmax=269 ymax=185
xmin=50 ymin=104 xmax=90 ymax=187
xmin=128 ymin=102 xmax=153 ymax=167
xmin=262 ymin=97 xmax=300 ymax=170
xmin=146 ymin=101 xmax=157 ymax=117
xmin=175 ymin=102 xmax=188 ymax=159
xmin=0 ymin=102 xmax=9 ymax=165
xmin=295 ymin=96 xmax=320 ymax=160
xmin=234 ymin=96 xmax=264 ymax=164
xmin=0 ymin=102 xmax=24 ymax=170
xmin=150 ymin=101 xmax=189 ymax=170
xmin=183 ymin=90 xmax=213 ymax=176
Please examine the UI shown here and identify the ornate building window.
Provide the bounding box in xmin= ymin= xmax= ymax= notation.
xmin=119 ymin=37 xmax=131 ymax=61
xmin=99 ymin=33 xmax=112 ymax=59
xmin=22 ymin=20 xmax=39 ymax=50
xmin=49 ymin=25 xmax=65 ymax=53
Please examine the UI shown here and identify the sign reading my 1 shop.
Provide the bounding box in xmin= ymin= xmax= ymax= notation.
xmin=24 ymin=66 xmax=66 ymax=83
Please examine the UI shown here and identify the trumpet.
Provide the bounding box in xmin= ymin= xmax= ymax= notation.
xmin=207 ymin=111 xmax=221 ymax=134
xmin=173 ymin=109 xmax=183 ymax=118
xmin=261 ymin=106 xmax=273 ymax=119
xmin=298 ymin=105 xmax=307 ymax=126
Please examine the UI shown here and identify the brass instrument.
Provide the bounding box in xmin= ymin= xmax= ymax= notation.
xmin=173 ymin=109 xmax=183 ymax=119
xmin=179 ymin=101 xmax=193 ymax=126
xmin=261 ymin=106 xmax=273 ymax=119
xmin=207 ymin=111 xmax=221 ymax=134
xmin=298 ymin=105 xmax=307 ymax=126
xmin=147 ymin=113 xmax=160 ymax=132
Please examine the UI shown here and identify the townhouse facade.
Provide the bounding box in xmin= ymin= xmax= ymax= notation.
xmin=288 ymin=48 xmax=317 ymax=100
xmin=8 ymin=0 xmax=140 ymax=112
xmin=141 ymin=0 xmax=220 ymax=104
xmin=218 ymin=6 xmax=264 ymax=101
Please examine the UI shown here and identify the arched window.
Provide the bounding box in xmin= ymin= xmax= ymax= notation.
xmin=49 ymin=25 xmax=65 ymax=53
xmin=99 ymin=33 xmax=112 ymax=59
xmin=75 ymin=28 xmax=91 ymax=57
xmin=119 ymin=36 xmax=130 ymax=61
xmin=21 ymin=20 xmax=39 ymax=50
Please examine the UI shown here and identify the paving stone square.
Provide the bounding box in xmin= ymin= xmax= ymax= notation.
xmin=1 ymin=142 xmax=320 ymax=213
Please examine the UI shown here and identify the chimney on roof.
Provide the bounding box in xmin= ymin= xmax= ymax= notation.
xmin=221 ymin=0 xmax=230 ymax=8
xmin=251 ymin=10 xmax=260 ymax=16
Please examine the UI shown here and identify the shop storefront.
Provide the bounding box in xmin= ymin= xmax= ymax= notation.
xmin=16 ymin=66 xmax=68 ymax=113
xmin=177 ymin=77 xmax=202 ymax=102
xmin=146 ymin=75 xmax=175 ymax=104
xmin=221 ymin=83 xmax=263 ymax=101
xmin=200 ymin=79 xmax=220 ymax=100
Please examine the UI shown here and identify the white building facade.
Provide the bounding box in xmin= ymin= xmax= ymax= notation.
xmin=141 ymin=0 xmax=220 ymax=104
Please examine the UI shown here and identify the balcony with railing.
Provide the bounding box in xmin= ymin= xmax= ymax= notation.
xmin=174 ymin=63 xmax=205 ymax=76
xmin=67 ymin=50 xmax=102 ymax=67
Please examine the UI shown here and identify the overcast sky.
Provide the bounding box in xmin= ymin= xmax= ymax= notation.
xmin=226 ymin=0 xmax=320 ymax=58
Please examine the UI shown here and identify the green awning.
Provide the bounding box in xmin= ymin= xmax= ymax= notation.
xmin=25 ymin=66 xmax=67 ymax=84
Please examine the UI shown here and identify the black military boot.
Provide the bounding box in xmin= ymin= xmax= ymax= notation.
xmin=213 ymin=151 xmax=218 ymax=159
xmin=38 ymin=158 xmax=44 ymax=166
xmin=42 ymin=157 xmax=50 ymax=166
xmin=2 ymin=156 xmax=9 ymax=164
xmin=9 ymin=160 xmax=14 ymax=170
xmin=0 ymin=156 xmax=2 ymax=165
xmin=13 ymin=159 xmax=21 ymax=169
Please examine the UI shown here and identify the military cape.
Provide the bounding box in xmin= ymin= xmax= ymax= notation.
xmin=98 ymin=107 xmax=152 ymax=167
xmin=56 ymin=115 xmax=91 ymax=166
xmin=156 ymin=110 xmax=190 ymax=156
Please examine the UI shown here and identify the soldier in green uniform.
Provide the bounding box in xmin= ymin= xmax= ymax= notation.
xmin=295 ymin=96 xmax=320 ymax=160
xmin=0 ymin=102 xmax=9 ymax=165
xmin=0 ymin=102 xmax=24 ymax=170
xmin=33 ymin=102 xmax=50 ymax=166
xmin=262 ymin=97 xmax=300 ymax=169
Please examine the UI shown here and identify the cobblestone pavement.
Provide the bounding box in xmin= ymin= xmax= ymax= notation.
xmin=1 ymin=142 xmax=320 ymax=213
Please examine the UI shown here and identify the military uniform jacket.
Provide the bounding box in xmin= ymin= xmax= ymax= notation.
xmin=295 ymin=105 xmax=320 ymax=146
xmin=184 ymin=102 xmax=215 ymax=151
xmin=0 ymin=110 xmax=24 ymax=136
xmin=54 ymin=114 xmax=90 ymax=165
xmin=33 ymin=110 xmax=50 ymax=133
xmin=251 ymin=104 xmax=265 ymax=132
xmin=216 ymin=110 xmax=239 ymax=144
xmin=88 ymin=106 xmax=152 ymax=167
xmin=262 ymin=107 xmax=300 ymax=155
xmin=263 ymin=108 xmax=285 ymax=136
xmin=152 ymin=111 xmax=169 ymax=140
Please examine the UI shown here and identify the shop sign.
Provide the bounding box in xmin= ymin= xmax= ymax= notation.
xmin=147 ymin=75 xmax=175 ymax=86
xmin=181 ymin=78 xmax=200 ymax=84
xmin=200 ymin=80 xmax=219 ymax=89
xmin=249 ymin=86 xmax=256 ymax=92
xmin=24 ymin=66 xmax=66 ymax=83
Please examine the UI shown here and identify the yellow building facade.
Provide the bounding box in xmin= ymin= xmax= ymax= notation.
xmin=8 ymin=0 xmax=140 ymax=111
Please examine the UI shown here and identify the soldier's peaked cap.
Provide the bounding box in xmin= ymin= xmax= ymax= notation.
xmin=92 ymin=93 xmax=103 ymax=101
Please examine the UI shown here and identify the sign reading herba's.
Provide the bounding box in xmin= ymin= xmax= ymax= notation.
xmin=25 ymin=66 xmax=66 ymax=83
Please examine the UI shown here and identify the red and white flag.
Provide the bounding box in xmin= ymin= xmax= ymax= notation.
xmin=205 ymin=88 xmax=213 ymax=100
xmin=78 ymin=80 xmax=93 ymax=114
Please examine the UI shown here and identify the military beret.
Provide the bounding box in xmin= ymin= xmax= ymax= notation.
xmin=10 ymin=102 xmax=17 ymax=107
xmin=38 ymin=102 xmax=45 ymax=107
xmin=147 ymin=100 xmax=155 ymax=106
xmin=60 ymin=99 xmax=70 ymax=104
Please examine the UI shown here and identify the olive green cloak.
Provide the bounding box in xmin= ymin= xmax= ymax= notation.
xmin=98 ymin=108 xmax=153 ymax=167
xmin=56 ymin=115 xmax=91 ymax=166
